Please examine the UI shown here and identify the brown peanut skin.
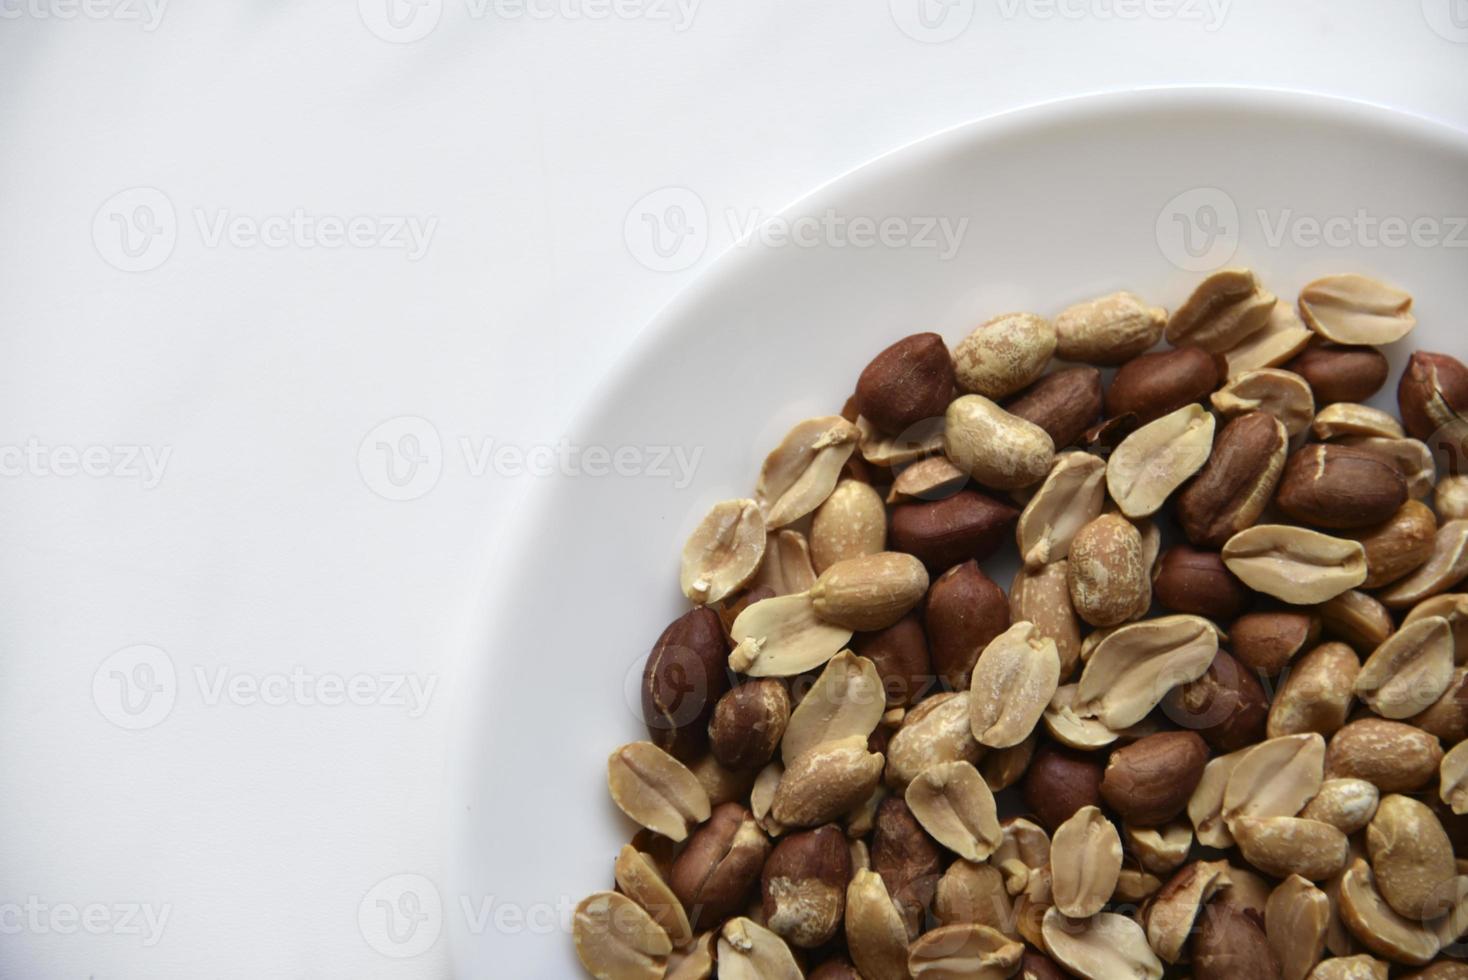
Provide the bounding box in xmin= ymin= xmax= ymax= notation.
xmin=1230 ymin=611 xmax=1320 ymax=678
xmin=761 ymin=824 xmax=853 ymax=948
xmin=669 ymin=803 xmax=771 ymax=931
xmin=1399 ymin=350 xmax=1468 ymax=475
xmin=924 ymin=560 xmax=1011 ymax=689
xmin=708 ymin=679 xmax=790 ymax=771
xmin=1410 ymin=667 xmax=1468 ymax=743
xmin=1104 ymin=345 xmax=1222 ymax=424
xmin=856 ymin=332 xmax=956 ymax=436
xmin=871 ymin=798 xmax=943 ymax=938
xmin=851 ymin=613 xmax=936 ymax=707
xmin=808 ymin=959 xmax=862 ymax=980
xmin=1005 ymin=366 xmax=1104 ymax=449
xmin=1433 ymin=796 xmax=1468 ymax=855
xmin=1021 ymin=742 xmax=1104 ymax=832
xmin=1191 ymin=902 xmax=1283 ymax=980
xmin=1287 ymin=343 xmax=1390 ymax=404
xmin=1175 ymin=411 xmax=1288 ymax=548
xmin=1275 ymin=443 xmax=1408 ymax=530
xmin=1152 ymin=544 xmax=1251 ymax=620
xmin=1349 ymin=500 xmax=1438 ymax=589
xmin=1399 ymin=350 xmax=1468 ymax=440
xmin=888 ymin=490 xmax=1019 ymax=575
xmin=1163 ymin=649 xmax=1269 ymax=752
xmin=1099 ymin=731 xmax=1209 ymax=826
xmin=1019 ymin=952 xmax=1069 ymax=980
xmin=641 ymin=607 xmax=732 ymax=761
xmin=1083 ymin=412 xmax=1139 ymax=453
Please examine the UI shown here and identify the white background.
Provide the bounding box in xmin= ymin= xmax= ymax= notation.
xmin=0 ymin=1 xmax=1464 ymax=977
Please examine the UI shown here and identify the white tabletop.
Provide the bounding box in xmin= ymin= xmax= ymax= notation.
xmin=0 ymin=3 xmax=1465 ymax=977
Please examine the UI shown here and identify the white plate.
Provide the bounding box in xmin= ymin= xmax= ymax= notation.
xmin=448 ymin=88 xmax=1468 ymax=976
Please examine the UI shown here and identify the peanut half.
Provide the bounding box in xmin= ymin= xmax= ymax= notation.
xmin=905 ymin=760 xmax=1002 ymax=862
xmin=1299 ymin=274 xmax=1417 ymax=346
xmin=755 ymin=416 xmax=861 ymax=528
xmin=1049 ymin=805 xmax=1122 ymax=918
xmin=1222 ymin=524 xmax=1368 ymax=605
xmin=1016 ymin=451 xmax=1107 ymax=568
xmin=967 ymin=622 xmax=1061 ymax=749
xmin=573 ymin=891 xmax=673 ymax=980
xmin=729 ymin=592 xmax=853 ymax=677
xmin=607 ymin=742 xmax=712 ymax=842
xmin=1106 ymin=403 xmax=1215 ymax=518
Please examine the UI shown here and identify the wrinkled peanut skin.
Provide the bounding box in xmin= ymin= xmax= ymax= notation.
xmin=1399 ymin=351 xmax=1468 ymax=476
xmin=1191 ymin=902 xmax=1282 ymax=980
xmin=851 ymin=613 xmax=935 ymax=708
xmin=925 ymin=560 xmax=1011 ymax=689
xmin=855 ymin=332 xmax=955 ymax=436
xmin=807 ymin=958 xmax=862 ymax=980
xmin=1231 ymin=611 xmax=1320 ymax=678
xmin=1276 ymin=444 xmax=1408 ymax=530
xmin=1022 ymin=742 xmax=1104 ymax=832
xmin=1153 ymin=544 xmax=1251 ymax=621
xmin=761 ymin=824 xmax=853 ymax=948
xmin=1176 ymin=411 xmax=1288 ymax=549
xmin=709 ymin=679 xmax=790 ymax=771
xmin=1287 ymin=343 xmax=1390 ymax=404
xmin=1099 ymin=731 xmax=1209 ymax=827
xmin=642 ymin=607 xmax=732 ymax=761
xmin=1105 ymin=345 xmax=1222 ymax=423
xmin=888 ymin=490 xmax=1019 ymax=574
xmin=670 ymin=803 xmax=772 ymax=932
xmin=1005 ymin=367 xmax=1104 ymax=449
xmin=1163 ymin=649 xmax=1269 ymax=752
xmin=871 ymin=798 xmax=943 ymax=938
